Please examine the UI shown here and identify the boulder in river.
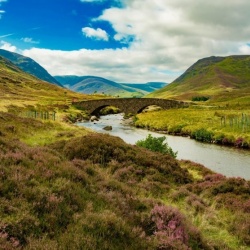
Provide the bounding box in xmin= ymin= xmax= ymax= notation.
xmin=103 ymin=125 xmax=112 ymax=131
xmin=90 ymin=116 xmax=99 ymax=122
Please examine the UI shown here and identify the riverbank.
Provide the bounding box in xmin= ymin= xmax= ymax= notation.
xmin=133 ymin=108 xmax=250 ymax=149
xmin=78 ymin=114 xmax=250 ymax=179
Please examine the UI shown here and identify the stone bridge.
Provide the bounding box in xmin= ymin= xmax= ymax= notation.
xmin=73 ymin=98 xmax=187 ymax=116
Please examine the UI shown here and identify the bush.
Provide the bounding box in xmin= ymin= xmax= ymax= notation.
xmin=136 ymin=134 xmax=177 ymax=158
xmin=143 ymin=204 xmax=208 ymax=249
xmin=191 ymin=128 xmax=214 ymax=143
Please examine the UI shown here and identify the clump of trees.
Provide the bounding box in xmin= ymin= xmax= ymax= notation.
xmin=192 ymin=96 xmax=210 ymax=101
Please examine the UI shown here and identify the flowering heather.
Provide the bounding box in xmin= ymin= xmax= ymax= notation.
xmin=0 ymin=112 xmax=249 ymax=249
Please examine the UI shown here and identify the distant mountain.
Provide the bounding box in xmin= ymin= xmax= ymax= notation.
xmin=122 ymin=82 xmax=167 ymax=93
xmin=55 ymin=75 xmax=166 ymax=97
xmin=147 ymin=55 xmax=250 ymax=102
xmin=0 ymin=49 xmax=63 ymax=87
xmin=54 ymin=75 xmax=87 ymax=88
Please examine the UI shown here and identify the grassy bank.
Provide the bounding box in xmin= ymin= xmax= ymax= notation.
xmin=134 ymin=107 xmax=250 ymax=149
xmin=0 ymin=111 xmax=250 ymax=249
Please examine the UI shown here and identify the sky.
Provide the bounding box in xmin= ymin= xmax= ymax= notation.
xmin=0 ymin=0 xmax=250 ymax=83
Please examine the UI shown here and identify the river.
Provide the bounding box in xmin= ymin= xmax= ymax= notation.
xmin=77 ymin=114 xmax=250 ymax=180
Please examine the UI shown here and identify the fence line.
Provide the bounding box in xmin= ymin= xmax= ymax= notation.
xmin=219 ymin=113 xmax=250 ymax=132
xmin=21 ymin=110 xmax=56 ymax=121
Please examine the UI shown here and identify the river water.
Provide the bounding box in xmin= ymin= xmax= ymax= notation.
xmin=77 ymin=114 xmax=250 ymax=180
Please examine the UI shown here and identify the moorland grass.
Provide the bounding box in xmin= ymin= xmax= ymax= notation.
xmin=134 ymin=107 xmax=250 ymax=148
xmin=0 ymin=112 xmax=250 ymax=249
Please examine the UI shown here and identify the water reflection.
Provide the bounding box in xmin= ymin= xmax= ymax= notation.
xmin=78 ymin=114 xmax=250 ymax=179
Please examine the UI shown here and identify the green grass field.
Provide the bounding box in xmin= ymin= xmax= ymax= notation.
xmin=134 ymin=106 xmax=250 ymax=148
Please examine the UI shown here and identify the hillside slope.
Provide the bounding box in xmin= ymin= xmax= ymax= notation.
xmin=0 ymin=56 xmax=88 ymax=111
xmin=0 ymin=49 xmax=63 ymax=87
xmin=148 ymin=55 xmax=250 ymax=103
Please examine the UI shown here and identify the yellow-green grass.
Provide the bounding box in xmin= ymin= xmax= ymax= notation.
xmin=0 ymin=111 xmax=91 ymax=146
xmin=164 ymin=198 xmax=248 ymax=250
xmin=134 ymin=107 xmax=250 ymax=147
xmin=0 ymin=55 xmax=106 ymax=114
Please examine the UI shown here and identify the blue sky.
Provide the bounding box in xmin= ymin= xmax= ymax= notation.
xmin=0 ymin=0 xmax=124 ymax=50
xmin=0 ymin=0 xmax=250 ymax=83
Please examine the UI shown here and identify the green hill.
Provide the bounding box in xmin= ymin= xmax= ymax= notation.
xmin=0 ymin=49 xmax=63 ymax=87
xmin=0 ymin=56 xmax=89 ymax=111
xmin=148 ymin=55 xmax=250 ymax=104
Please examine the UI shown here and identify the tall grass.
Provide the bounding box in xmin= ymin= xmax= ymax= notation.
xmin=134 ymin=108 xmax=250 ymax=148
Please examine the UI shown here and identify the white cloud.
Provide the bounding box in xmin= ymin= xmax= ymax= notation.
xmin=0 ymin=41 xmax=17 ymax=52
xmin=0 ymin=33 xmax=14 ymax=38
xmin=16 ymin=0 xmax=250 ymax=83
xmin=82 ymin=27 xmax=109 ymax=41
xmin=97 ymin=0 xmax=250 ymax=71
xmin=22 ymin=47 xmax=180 ymax=83
xmin=239 ymin=44 xmax=250 ymax=54
xmin=21 ymin=37 xmax=40 ymax=44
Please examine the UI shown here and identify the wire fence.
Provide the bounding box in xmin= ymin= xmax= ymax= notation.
xmin=219 ymin=113 xmax=250 ymax=132
xmin=21 ymin=110 xmax=56 ymax=121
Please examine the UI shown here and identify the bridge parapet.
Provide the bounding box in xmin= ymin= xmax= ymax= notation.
xmin=73 ymin=98 xmax=187 ymax=115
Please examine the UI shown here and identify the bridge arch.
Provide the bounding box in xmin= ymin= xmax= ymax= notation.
xmin=73 ymin=98 xmax=187 ymax=116
xmin=90 ymin=104 xmax=122 ymax=116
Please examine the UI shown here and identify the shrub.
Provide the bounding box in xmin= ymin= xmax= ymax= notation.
xmin=191 ymin=128 xmax=214 ymax=143
xmin=143 ymin=204 xmax=208 ymax=249
xmin=136 ymin=134 xmax=177 ymax=158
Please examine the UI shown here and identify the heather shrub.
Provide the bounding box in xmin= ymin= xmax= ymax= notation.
xmin=170 ymin=187 xmax=192 ymax=202
xmin=61 ymin=210 xmax=154 ymax=250
xmin=185 ymin=194 xmax=207 ymax=213
xmin=234 ymin=137 xmax=248 ymax=148
xmin=1 ymin=111 xmax=249 ymax=249
xmin=63 ymin=133 xmax=131 ymax=165
xmin=143 ymin=204 xmax=208 ymax=250
xmin=221 ymin=135 xmax=235 ymax=146
xmin=231 ymin=213 xmax=250 ymax=245
xmin=62 ymin=133 xmax=192 ymax=185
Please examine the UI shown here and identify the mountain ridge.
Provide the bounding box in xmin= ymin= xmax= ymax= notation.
xmin=55 ymin=75 xmax=167 ymax=97
xmin=0 ymin=49 xmax=63 ymax=87
xmin=147 ymin=55 xmax=250 ymax=103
